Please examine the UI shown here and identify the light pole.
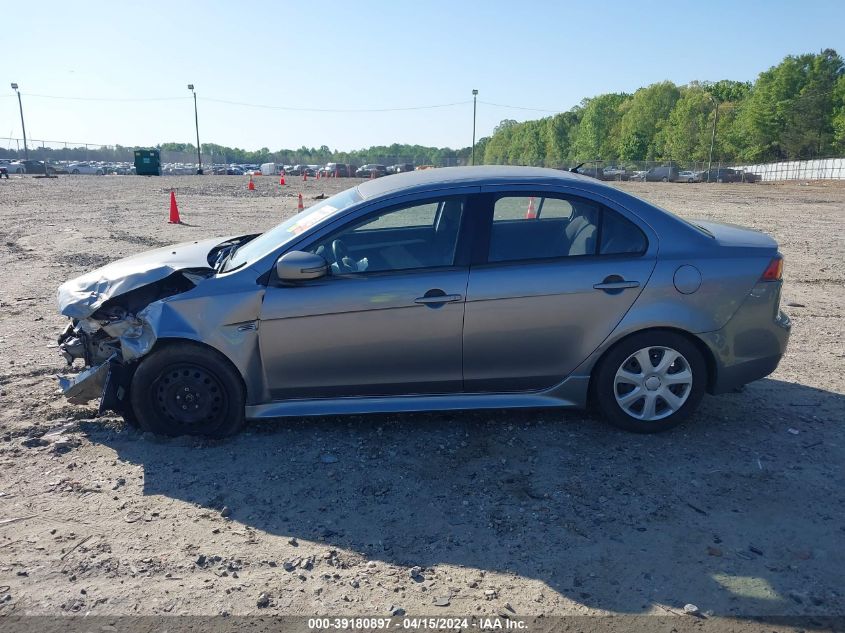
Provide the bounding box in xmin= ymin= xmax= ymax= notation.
xmin=471 ymin=89 xmax=478 ymax=166
xmin=187 ymin=84 xmax=202 ymax=174
xmin=706 ymin=93 xmax=719 ymax=183
xmin=10 ymin=83 xmax=28 ymax=160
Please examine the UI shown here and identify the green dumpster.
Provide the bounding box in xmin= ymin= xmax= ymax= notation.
xmin=134 ymin=149 xmax=161 ymax=176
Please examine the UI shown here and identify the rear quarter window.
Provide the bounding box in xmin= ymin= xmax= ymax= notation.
xmin=600 ymin=209 xmax=648 ymax=255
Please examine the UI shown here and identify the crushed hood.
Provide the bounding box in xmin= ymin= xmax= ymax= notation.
xmin=57 ymin=237 xmax=224 ymax=320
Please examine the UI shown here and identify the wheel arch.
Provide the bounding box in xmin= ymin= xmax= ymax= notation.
xmin=133 ymin=336 xmax=248 ymax=395
xmin=587 ymin=326 xmax=717 ymax=400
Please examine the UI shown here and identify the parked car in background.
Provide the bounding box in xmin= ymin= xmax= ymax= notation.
xmin=67 ymin=162 xmax=105 ymax=175
xmin=356 ymin=164 xmax=388 ymax=178
xmin=2 ymin=160 xmax=26 ymax=174
xmin=21 ymin=160 xmax=56 ymax=175
xmin=387 ymin=163 xmax=415 ymax=174
xmin=55 ymin=166 xmax=789 ymax=437
xmin=319 ymin=163 xmax=350 ymax=177
xmin=288 ymin=165 xmax=316 ymax=177
xmin=602 ymin=167 xmax=629 ymax=181
xmin=700 ymin=168 xmax=759 ymax=183
xmin=226 ymin=167 xmax=245 ymax=176
xmin=644 ymin=165 xmax=680 ymax=182
xmin=573 ymin=165 xmax=604 ymax=180
xmin=0 ymin=165 xmax=7 ymax=179
xmin=677 ymin=170 xmax=702 ymax=183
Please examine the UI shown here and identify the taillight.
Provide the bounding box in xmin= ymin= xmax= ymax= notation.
xmin=761 ymin=256 xmax=783 ymax=281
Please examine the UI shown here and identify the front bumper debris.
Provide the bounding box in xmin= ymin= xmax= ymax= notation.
xmin=57 ymin=357 xmax=113 ymax=404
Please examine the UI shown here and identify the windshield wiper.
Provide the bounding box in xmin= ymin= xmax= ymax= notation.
xmin=215 ymin=245 xmax=238 ymax=272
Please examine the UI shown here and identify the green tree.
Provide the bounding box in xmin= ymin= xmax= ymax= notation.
xmin=832 ymin=74 xmax=845 ymax=152
xmin=659 ymin=86 xmax=716 ymax=162
xmin=617 ymin=81 xmax=681 ymax=160
xmin=572 ymin=93 xmax=629 ymax=161
xmin=737 ymin=49 xmax=844 ymax=160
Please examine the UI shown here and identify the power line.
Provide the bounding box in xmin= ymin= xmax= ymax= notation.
xmin=478 ymin=100 xmax=567 ymax=114
xmin=198 ymin=97 xmax=474 ymax=113
xmin=22 ymin=93 xmax=190 ymax=102
xmin=14 ymin=91 xmax=575 ymax=114
xmin=17 ymin=92 xmax=474 ymax=112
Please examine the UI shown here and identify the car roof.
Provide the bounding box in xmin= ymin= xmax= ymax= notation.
xmin=356 ymin=165 xmax=596 ymax=200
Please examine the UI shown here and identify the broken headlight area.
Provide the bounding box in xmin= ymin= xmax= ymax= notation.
xmin=56 ymin=305 xmax=152 ymax=413
xmin=58 ymin=304 xmax=155 ymax=363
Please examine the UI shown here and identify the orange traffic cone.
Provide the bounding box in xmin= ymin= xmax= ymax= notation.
xmin=303 ymin=172 xmax=308 ymax=182
xmin=317 ymin=171 xmax=321 ymax=180
xmin=168 ymin=189 xmax=181 ymax=224
xmin=525 ymin=196 xmax=537 ymax=219
xmin=297 ymin=193 xmax=304 ymax=210
xmin=248 ymin=175 xmax=255 ymax=191
xmin=369 ymin=170 xmax=375 ymax=179
xmin=279 ymin=175 xmax=286 ymax=186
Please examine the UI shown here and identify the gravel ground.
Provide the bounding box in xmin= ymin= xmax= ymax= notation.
xmin=0 ymin=174 xmax=842 ymax=620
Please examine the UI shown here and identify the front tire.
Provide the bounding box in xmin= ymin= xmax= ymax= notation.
xmin=592 ymin=331 xmax=706 ymax=433
xmin=129 ymin=342 xmax=245 ymax=437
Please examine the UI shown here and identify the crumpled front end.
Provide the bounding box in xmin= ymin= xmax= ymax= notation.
xmin=54 ymin=234 xmax=262 ymax=413
xmin=54 ymin=234 xmax=264 ymax=412
xmin=56 ymin=275 xmax=202 ymax=413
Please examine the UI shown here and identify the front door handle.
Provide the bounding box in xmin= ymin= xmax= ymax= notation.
xmin=414 ymin=289 xmax=463 ymax=306
xmin=593 ymin=275 xmax=640 ymax=292
xmin=414 ymin=294 xmax=463 ymax=305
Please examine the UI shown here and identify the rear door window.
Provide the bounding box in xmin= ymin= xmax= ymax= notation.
xmin=486 ymin=194 xmax=647 ymax=263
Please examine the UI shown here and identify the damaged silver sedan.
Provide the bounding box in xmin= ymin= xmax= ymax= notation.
xmin=56 ymin=167 xmax=790 ymax=436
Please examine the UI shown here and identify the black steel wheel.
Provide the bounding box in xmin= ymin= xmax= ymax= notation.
xmin=130 ymin=342 xmax=244 ymax=437
xmin=153 ymin=363 xmax=228 ymax=429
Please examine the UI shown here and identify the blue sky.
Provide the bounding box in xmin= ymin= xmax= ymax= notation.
xmin=3 ymin=0 xmax=843 ymax=152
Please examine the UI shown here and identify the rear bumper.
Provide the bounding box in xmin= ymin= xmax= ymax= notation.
xmin=698 ymin=282 xmax=791 ymax=394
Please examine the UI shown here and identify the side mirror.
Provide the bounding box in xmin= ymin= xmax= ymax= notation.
xmin=275 ymin=251 xmax=328 ymax=281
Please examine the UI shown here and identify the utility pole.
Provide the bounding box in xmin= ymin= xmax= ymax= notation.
xmin=471 ymin=89 xmax=478 ymax=165
xmin=10 ymin=83 xmax=28 ymax=160
xmin=188 ymin=84 xmax=202 ymax=174
xmin=706 ymin=93 xmax=719 ymax=183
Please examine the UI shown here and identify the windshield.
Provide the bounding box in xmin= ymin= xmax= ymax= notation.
xmin=223 ymin=187 xmax=363 ymax=272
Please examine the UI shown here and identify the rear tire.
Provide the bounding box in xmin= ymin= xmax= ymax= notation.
xmin=129 ymin=342 xmax=245 ymax=437
xmin=592 ymin=331 xmax=706 ymax=433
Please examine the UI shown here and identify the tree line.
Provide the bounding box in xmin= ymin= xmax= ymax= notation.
xmin=481 ymin=49 xmax=845 ymax=167
xmin=0 ymin=140 xmax=472 ymax=167
xmin=4 ymin=49 xmax=842 ymax=168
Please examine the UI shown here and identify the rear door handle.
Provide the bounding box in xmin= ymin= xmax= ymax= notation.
xmin=593 ymin=274 xmax=640 ymax=293
xmin=414 ymin=294 xmax=463 ymax=305
xmin=593 ymin=281 xmax=640 ymax=290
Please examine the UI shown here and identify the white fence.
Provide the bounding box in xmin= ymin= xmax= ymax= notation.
xmin=736 ymin=157 xmax=845 ymax=182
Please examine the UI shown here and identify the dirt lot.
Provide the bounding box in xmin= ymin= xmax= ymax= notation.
xmin=0 ymin=174 xmax=842 ymax=620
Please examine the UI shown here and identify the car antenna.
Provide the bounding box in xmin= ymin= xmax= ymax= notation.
xmin=570 ymin=162 xmax=585 ymax=173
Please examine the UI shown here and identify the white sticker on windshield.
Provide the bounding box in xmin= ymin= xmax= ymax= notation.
xmin=287 ymin=205 xmax=338 ymax=235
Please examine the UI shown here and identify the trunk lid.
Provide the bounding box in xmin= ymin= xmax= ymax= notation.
xmin=691 ymin=219 xmax=778 ymax=250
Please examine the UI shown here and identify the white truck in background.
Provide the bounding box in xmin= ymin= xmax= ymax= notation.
xmin=260 ymin=162 xmax=277 ymax=176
